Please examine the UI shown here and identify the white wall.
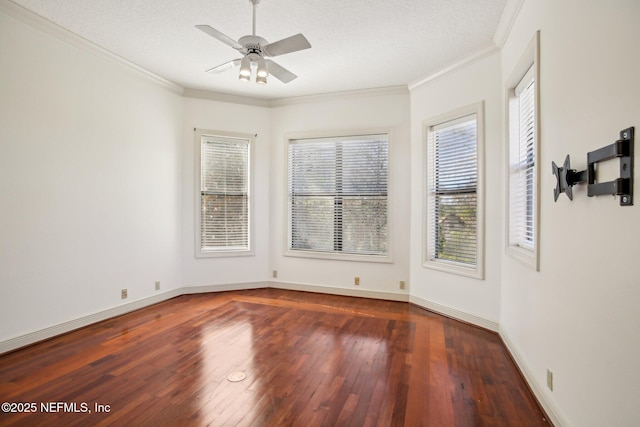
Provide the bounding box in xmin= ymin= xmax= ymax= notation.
xmin=500 ymin=1 xmax=640 ymax=426
xmin=4 ymin=2 xmax=640 ymax=425
xmin=0 ymin=11 xmax=183 ymax=341
xmin=269 ymin=91 xmax=411 ymax=298
xmin=181 ymin=97 xmax=271 ymax=287
xmin=409 ymin=51 xmax=503 ymax=326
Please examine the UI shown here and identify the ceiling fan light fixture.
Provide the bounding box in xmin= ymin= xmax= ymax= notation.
xmin=197 ymin=0 xmax=311 ymax=86
xmin=256 ymin=57 xmax=268 ymax=78
xmin=239 ymin=55 xmax=251 ymax=77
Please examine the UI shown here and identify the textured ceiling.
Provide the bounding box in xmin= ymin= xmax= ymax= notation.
xmin=11 ymin=0 xmax=507 ymax=99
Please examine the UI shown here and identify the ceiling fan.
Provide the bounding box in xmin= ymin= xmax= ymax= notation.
xmin=196 ymin=0 xmax=311 ymax=84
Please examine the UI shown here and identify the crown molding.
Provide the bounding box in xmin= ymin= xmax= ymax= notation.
xmin=1 ymin=0 xmax=409 ymax=110
xmin=1 ymin=0 xmax=184 ymax=95
xmin=493 ymin=0 xmax=526 ymax=49
xmin=408 ymin=44 xmax=499 ymax=92
xmin=184 ymin=85 xmax=409 ymax=108
xmin=268 ymin=85 xmax=409 ymax=107
xmin=2 ymin=0 xmax=511 ymax=107
xmin=183 ymin=88 xmax=271 ymax=107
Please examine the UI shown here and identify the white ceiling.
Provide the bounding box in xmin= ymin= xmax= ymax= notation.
xmin=11 ymin=0 xmax=508 ymax=100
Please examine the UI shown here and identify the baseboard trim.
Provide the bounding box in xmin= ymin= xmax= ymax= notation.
xmin=409 ymin=295 xmax=499 ymax=332
xmin=499 ymin=328 xmax=568 ymax=427
xmin=181 ymin=281 xmax=270 ymax=294
xmin=0 ymin=282 xmax=560 ymax=426
xmin=1 ymin=280 xmax=566 ymax=427
xmin=0 ymin=282 xmax=276 ymax=355
xmin=0 ymin=289 xmax=183 ymax=355
xmin=4 ymin=283 xmax=506 ymax=354
xmin=269 ymin=281 xmax=409 ymax=302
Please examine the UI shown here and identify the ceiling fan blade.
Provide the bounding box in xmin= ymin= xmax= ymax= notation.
xmin=196 ymin=25 xmax=243 ymax=50
xmin=263 ymin=34 xmax=311 ymax=57
xmin=266 ymin=60 xmax=297 ymax=83
xmin=206 ymin=58 xmax=242 ymax=74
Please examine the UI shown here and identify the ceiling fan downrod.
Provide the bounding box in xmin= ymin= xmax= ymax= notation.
xmin=251 ymin=0 xmax=260 ymax=36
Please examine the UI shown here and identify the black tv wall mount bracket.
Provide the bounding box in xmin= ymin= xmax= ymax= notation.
xmin=552 ymin=127 xmax=634 ymax=206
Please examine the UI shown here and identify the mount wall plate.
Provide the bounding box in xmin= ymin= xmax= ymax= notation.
xmin=552 ymin=127 xmax=634 ymax=206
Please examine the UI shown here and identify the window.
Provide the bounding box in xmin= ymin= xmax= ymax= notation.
xmin=509 ymin=68 xmax=535 ymax=248
xmin=287 ymin=132 xmax=389 ymax=261
xmin=424 ymin=104 xmax=484 ymax=279
xmin=195 ymin=129 xmax=253 ymax=257
xmin=507 ymin=32 xmax=540 ymax=270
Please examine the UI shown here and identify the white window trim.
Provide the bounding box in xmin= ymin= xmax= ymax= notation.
xmin=283 ymin=128 xmax=393 ymax=264
xmin=505 ymin=31 xmax=540 ymax=271
xmin=194 ymin=128 xmax=255 ymax=258
xmin=422 ymin=102 xmax=485 ymax=280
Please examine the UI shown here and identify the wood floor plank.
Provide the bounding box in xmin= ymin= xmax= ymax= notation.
xmin=0 ymin=290 xmax=550 ymax=426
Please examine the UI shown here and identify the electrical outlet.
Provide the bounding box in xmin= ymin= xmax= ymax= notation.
xmin=354 ymin=276 xmax=360 ymax=286
xmin=121 ymin=289 xmax=128 ymax=299
xmin=547 ymin=369 xmax=553 ymax=391
xmin=399 ymin=280 xmax=406 ymax=290
xmin=155 ymin=281 xmax=161 ymax=291
xmin=272 ymin=270 xmax=278 ymax=278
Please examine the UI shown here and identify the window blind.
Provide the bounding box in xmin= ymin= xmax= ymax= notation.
xmin=427 ymin=115 xmax=478 ymax=267
xmin=288 ymin=134 xmax=388 ymax=256
xmin=509 ymin=67 xmax=536 ymax=250
xmin=200 ymin=135 xmax=250 ymax=252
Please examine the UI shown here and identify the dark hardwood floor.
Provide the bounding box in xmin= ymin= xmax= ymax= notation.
xmin=0 ymin=289 xmax=550 ymax=426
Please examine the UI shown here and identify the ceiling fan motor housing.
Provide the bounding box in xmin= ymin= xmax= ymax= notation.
xmin=238 ymin=35 xmax=268 ymax=55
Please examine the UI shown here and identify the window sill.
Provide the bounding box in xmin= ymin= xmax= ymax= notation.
xmin=506 ymin=244 xmax=539 ymax=271
xmin=423 ymin=258 xmax=484 ymax=280
xmin=284 ymin=249 xmax=392 ymax=264
xmin=196 ymin=249 xmax=254 ymax=259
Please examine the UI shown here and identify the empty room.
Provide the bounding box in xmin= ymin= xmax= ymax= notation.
xmin=1 ymin=0 xmax=638 ymax=426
